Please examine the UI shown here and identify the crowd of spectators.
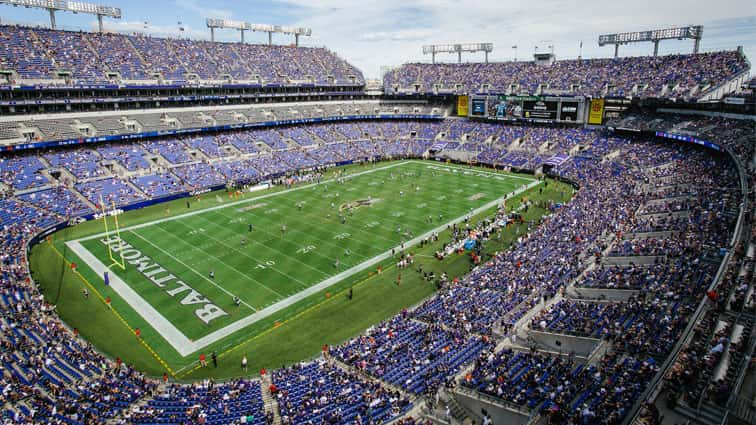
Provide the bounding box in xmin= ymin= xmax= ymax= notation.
xmin=0 ymin=24 xmax=365 ymax=86
xmin=273 ymin=360 xmax=412 ymax=425
xmin=0 ymin=113 xmax=751 ymax=424
xmin=385 ymin=51 xmax=748 ymax=100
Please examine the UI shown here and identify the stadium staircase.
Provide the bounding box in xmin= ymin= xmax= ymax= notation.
xmin=728 ymin=394 xmax=756 ymax=425
xmin=260 ymin=374 xmax=281 ymax=425
xmin=106 ymin=382 xmax=162 ymax=425
xmin=125 ymin=179 xmax=149 ymax=199
xmin=327 ymin=356 xmax=409 ymax=397
xmin=420 ymin=387 xmax=479 ymax=425
xmin=228 ymin=45 xmax=252 ymax=77
xmin=122 ymin=38 xmax=149 ymax=79
xmin=72 ymin=188 xmax=98 ymax=213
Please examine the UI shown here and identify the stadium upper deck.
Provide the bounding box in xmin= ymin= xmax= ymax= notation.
xmin=0 ymin=25 xmax=364 ymax=87
xmin=0 ymin=23 xmax=750 ymax=104
xmin=384 ymin=50 xmax=750 ymax=100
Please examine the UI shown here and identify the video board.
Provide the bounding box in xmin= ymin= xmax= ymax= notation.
xmin=471 ymin=98 xmax=487 ymax=116
xmin=470 ymin=95 xmax=584 ymax=123
xmin=522 ymin=99 xmax=558 ymax=120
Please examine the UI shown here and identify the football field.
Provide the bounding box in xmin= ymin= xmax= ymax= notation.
xmin=49 ymin=160 xmax=544 ymax=372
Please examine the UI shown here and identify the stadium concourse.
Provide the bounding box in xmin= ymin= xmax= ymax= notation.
xmin=0 ymin=21 xmax=753 ymax=425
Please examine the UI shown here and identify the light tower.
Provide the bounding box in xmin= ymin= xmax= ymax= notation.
xmin=207 ymin=18 xmax=312 ymax=46
xmin=422 ymin=43 xmax=494 ymax=64
xmin=0 ymin=0 xmax=121 ymax=32
xmin=598 ymin=25 xmax=704 ymax=57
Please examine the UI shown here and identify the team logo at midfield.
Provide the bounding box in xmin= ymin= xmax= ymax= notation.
xmin=339 ymin=198 xmax=381 ymax=212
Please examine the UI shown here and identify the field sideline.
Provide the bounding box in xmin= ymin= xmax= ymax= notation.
xmin=30 ymin=160 xmax=573 ymax=377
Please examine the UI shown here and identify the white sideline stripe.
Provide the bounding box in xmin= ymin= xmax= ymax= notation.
xmin=68 ymin=161 xmax=541 ymax=356
xmin=129 ymin=230 xmax=258 ymax=311
xmin=424 ymin=162 xmax=537 ymax=182
xmin=188 ymin=178 xmax=543 ymax=351
xmin=66 ymin=239 xmax=197 ymax=356
xmin=75 ymin=161 xmax=409 ymax=243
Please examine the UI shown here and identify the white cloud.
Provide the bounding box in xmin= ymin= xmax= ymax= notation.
xmin=277 ymin=0 xmax=755 ymax=78
xmin=359 ymin=29 xmax=436 ymax=42
xmin=102 ymin=20 xmax=206 ymax=40
xmin=174 ymin=0 xmax=232 ymax=20
xmin=6 ymin=0 xmax=748 ymax=80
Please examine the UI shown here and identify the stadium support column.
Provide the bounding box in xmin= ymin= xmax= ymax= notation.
xmin=240 ymin=29 xmax=245 ymax=43
xmin=653 ymin=40 xmax=659 ymax=56
xmin=268 ymin=31 xmax=272 ymax=46
xmin=614 ymin=44 xmax=619 ymax=58
xmin=693 ymin=37 xmax=701 ymax=54
xmin=97 ymin=14 xmax=104 ymax=32
xmin=48 ymin=8 xmax=56 ymax=29
xmin=295 ymin=33 xmax=299 ymax=47
xmin=485 ymin=50 xmax=489 ymax=63
xmin=431 ymin=52 xmax=436 ymax=64
xmin=458 ymin=51 xmax=461 ymax=63
xmin=210 ymin=27 xmax=215 ymax=42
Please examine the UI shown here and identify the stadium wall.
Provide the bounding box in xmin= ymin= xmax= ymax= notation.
xmin=527 ymin=330 xmax=601 ymax=358
xmin=696 ymin=70 xmax=751 ymax=103
xmin=3 ymin=114 xmax=443 ymax=152
xmin=454 ymin=386 xmax=531 ymax=425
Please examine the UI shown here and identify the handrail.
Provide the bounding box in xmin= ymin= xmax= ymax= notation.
xmin=726 ymin=329 xmax=756 ymax=409
xmin=697 ymin=69 xmax=751 ymax=101
xmin=620 ymin=145 xmax=748 ymax=425
xmin=454 ymin=385 xmax=533 ymax=416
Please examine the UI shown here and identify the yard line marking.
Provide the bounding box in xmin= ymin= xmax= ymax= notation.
xmin=66 ymin=239 xmax=197 ymax=357
xmin=146 ymin=224 xmax=288 ymax=298
xmin=181 ymin=177 xmax=544 ymax=354
xmin=190 ymin=211 xmax=332 ymax=282
xmin=67 ymin=161 xmax=542 ymax=357
xmin=160 ymin=215 xmax=315 ymax=290
xmin=129 ymin=229 xmax=259 ymax=311
xmin=75 ymin=161 xmax=409 ymax=243
xmin=414 ymin=160 xmax=538 ymax=182
xmin=47 ymin=241 xmax=177 ymax=377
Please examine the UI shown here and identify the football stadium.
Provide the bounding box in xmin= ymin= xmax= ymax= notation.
xmin=0 ymin=1 xmax=754 ymax=424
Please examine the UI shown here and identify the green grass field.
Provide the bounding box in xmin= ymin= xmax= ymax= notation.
xmin=30 ymin=160 xmax=573 ymax=379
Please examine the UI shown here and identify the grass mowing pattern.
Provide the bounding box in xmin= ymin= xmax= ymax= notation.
xmin=77 ymin=161 xmax=527 ymax=340
xmin=30 ymin=161 xmax=572 ymax=378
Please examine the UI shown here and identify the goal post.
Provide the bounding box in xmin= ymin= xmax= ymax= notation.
xmin=99 ymin=197 xmax=126 ymax=271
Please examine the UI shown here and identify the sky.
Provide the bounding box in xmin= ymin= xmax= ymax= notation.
xmin=0 ymin=0 xmax=754 ymax=79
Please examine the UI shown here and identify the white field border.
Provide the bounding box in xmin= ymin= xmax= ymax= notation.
xmin=65 ymin=160 xmax=541 ymax=357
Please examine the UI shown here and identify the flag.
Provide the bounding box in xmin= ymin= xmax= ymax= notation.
xmin=104 ymin=271 xmax=110 ymax=286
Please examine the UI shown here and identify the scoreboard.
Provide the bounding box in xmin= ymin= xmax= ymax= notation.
xmin=522 ymin=99 xmax=558 ymax=119
xmin=469 ymin=95 xmax=585 ymax=123
xmin=560 ymin=101 xmax=580 ymax=121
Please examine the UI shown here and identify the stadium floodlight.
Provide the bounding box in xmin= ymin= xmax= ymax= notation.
xmin=206 ymin=17 xmax=312 ymax=46
xmin=598 ymin=25 xmax=703 ymax=57
xmin=422 ymin=43 xmax=494 ymax=64
xmin=207 ymin=18 xmax=250 ymax=43
xmin=0 ymin=0 xmax=121 ymax=31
